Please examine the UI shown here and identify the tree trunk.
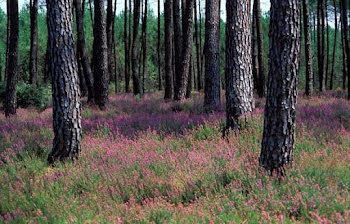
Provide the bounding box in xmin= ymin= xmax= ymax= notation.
xmin=113 ymin=0 xmax=118 ymax=94
xmin=317 ymin=0 xmax=326 ymax=91
xmin=340 ymin=2 xmax=348 ymax=90
xmin=303 ymin=0 xmax=313 ymax=96
xmin=74 ymin=0 xmax=94 ymax=102
xmin=174 ymin=0 xmax=194 ymax=101
xmin=254 ymin=0 xmax=265 ymax=97
xmin=164 ymin=0 xmax=174 ymax=100
xmin=106 ymin=0 xmax=114 ymax=82
xmin=5 ymin=0 xmax=19 ymax=117
xmin=252 ymin=3 xmax=259 ymax=92
xmin=225 ymin=0 xmax=254 ymax=131
xmin=259 ymin=0 xmax=301 ymax=176
xmin=141 ymin=0 xmax=148 ymax=94
xmin=330 ymin=0 xmax=338 ymax=90
xmin=204 ymin=0 xmax=221 ymax=112
xmin=325 ymin=1 xmax=330 ymax=87
xmin=132 ymin=0 xmax=142 ymax=95
xmin=29 ymin=0 xmax=38 ymax=85
xmin=341 ymin=0 xmax=350 ymax=99
xmin=194 ymin=0 xmax=202 ymax=91
xmin=93 ymin=0 xmax=109 ymax=109
xmin=124 ymin=0 xmax=130 ymax=92
xmin=158 ymin=0 xmax=162 ymax=91
xmin=89 ymin=0 xmax=94 ymax=27
xmin=173 ymin=0 xmax=182 ymax=91
xmin=46 ymin=0 xmax=82 ymax=164
xmin=44 ymin=39 xmax=51 ymax=83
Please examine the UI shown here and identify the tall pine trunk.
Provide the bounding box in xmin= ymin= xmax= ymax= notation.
xmin=132 ymin=0 xmax=142 ymax=95
xmin=124 ymin=0 xmax=130 ymax=92
xmin=173 ymin=0 xmax=182 ymax=91
xmin=141 ymin=0 xmax=148 ymax=93
xmin=225 ymin=0 xmax=255 ymax=130
xmin=93 ymin=0 xmax=109 ymax=109
xmin=341 ymin=0 xmax=350 ymax=99
xmin=157 ymin=0 xmax=162 ymax=91
xmin=204 ymin=0 xmax=221 ymax=112
xmin=29 ymin=0 xmax=38 ymax=85
xmin=254 ymin=0 xmax=265 ymax=97
xmin=5 ymin=0 xmax=19 ymax=117
xmin=106 ymin=0 xmax=114 ymax=82
xmin=260 ymin=0 xmax=301 ymax=176
xmin=164 ymin=0 xmax=174 ymax=99
xmin=330 ymin=0 xmax=338 ymax=90
xmin=194 ymin=0 xmax=202 ymax=91
xmin=303 ymin=0 xmax=313 ymax=96
xmin=47 ymin=0 xmax=82 ymax=164
xmin=174 ymin=0 xmax=194 ymax=101
xmin=325 ymin=1 xmax=330 ymax=87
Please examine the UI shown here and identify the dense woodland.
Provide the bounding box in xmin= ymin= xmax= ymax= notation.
xmin=0 ymin=0 xmax=349 ymax=222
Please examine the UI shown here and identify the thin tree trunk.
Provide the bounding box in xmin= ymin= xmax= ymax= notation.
xmin=225 ymin=0 xmax=255 ymax=131
xmin=132 ymin=0 xmax=142 ymax=95
xmin=174 ymin=0 xmax=194 ymax=101
xmin=325 ymin=1 xmax=330 ymax=87
xmin=113 ymin=0 xmax=118 ymax=94
xmin=124 ymin=0 xmax=130 ymax=92
xmin=259 ymin=0 xmax=301 ymax=176
xmin=107 ymin=0 xmax=114 ymax=82
xmin=141 ymin=0 xmax=148 ymax=94
xmin=317 ymin=0 xmax=326 ymax=92
xmin=303 ymin=0 xmax=313 ymax=96
xmin=204 ymin=0 xmax=221 ymax=112
xmin=330 ymin=0 xmax=338 ymax=90
xmin=5 ymin=0 xmax=19 ymax=116
xmin=164 ymin=0 xmax=174 ymax=100
xmin=157 ymin=0 xmax=162 ymax=90
xmin=340 ymin=2 xmax=348 ymax=90
xmin=93 ymin=0 xmax=109 ymax=109
xmin=29 ymin=0 xmax=38 ymax=85
xmin=173 ymin=0 xmax=182 ymax=92
xmin=252 ymin=2 xmax=259 ymax=92
xmin=74 ymin=0 xmax=94 ymax=102
xmin=46 ymin=0 xmax=82 ymax=164
xmin=5 ymin=0 xmax=10 ymax=82
xmin=255 ymin=0 xmax=265 ymax=97
xmin=341 ymin=0 xmax=350 ymax=99
xmin=194 ymin=0 xmax=202 ymax=91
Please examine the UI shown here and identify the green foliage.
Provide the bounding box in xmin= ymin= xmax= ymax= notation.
xmin=16 ymin=83 xmax=51 ymax=110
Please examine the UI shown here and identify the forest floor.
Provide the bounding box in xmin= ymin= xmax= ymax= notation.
xmin=0 ymin=91 xmax=349 ymax=223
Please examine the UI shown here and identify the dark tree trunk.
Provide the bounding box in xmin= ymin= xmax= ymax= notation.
xmin=225 ymin=0 xmax=255 ymax=130
xmin=74 ymin=0 xmax=94 ymax=102
xmin=303 ymin=0 xmax=313 ymax=96
xmin=124 ymin=0 xmax=130 ymax=92
xmin=259 ymin=0 xmax=301 ymax=175
xmin=340 ymin=2 xmax=348 ymax=90
xmin=204 ymin=0 xmax=221 ymax=112
xmin=186 ymin=55 xmax=193 ymax=98
xmin=141 ymin=0 xmax=148 ymax=93
xmin=252 ymin=3 xmax=259 ymax=92
xmin=44 ymin=39 xmax=51 ymax=83
xmin=106 ymin=0 xmax=114 ymax=82
xmin=4 ymin=0 xmax=19 ymax=117
xmin=317 ymin=0 xmax=326 ymax=91
xmin=29 ymin=0 xmax=38 ymax=85
xmin=330 ymin=0 xmax=338 ymax=90
xmin=93 ymin=0 xmax=109 ymax=109
xmin=174 ymin=0 xmax=194 ymax=101
xmin=164 ymin=0 xmax=174 ymax=100
xmin=132 ymin=0 xmax=142 ymax=95
xmin=194 ymin=0 xmax=202 ymax=91
xmin=5 ymin=0 xmax=10 ymax=82
xmin=113 ymin=0 xmax=118 ymax=93
xmin=77 ymin=50 xmax=88 ymax=97
xmin=173 ymin=0 xmax=182 ymax=90
xmin=46 ymin=0 xmax=82 ymax=164
xmin=325 ymin=1 xmax=330 ymax=87
xmin=158 ymin=0 xmax=162 ymax=91
xmin=254 ymin=0 xmax=265 ymax=97
xmin=341 ymin=0 xmax=350 ymax=99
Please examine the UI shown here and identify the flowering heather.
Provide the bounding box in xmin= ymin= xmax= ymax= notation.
xmin=0 ymin=91 xmax=349 ymax=223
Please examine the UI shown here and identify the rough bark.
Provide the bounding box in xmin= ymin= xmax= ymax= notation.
xmin=225 ymin=0 xmax=255 ymax=130
xmin=29 ymin=0 xmax=38 ymax=85
xmin=340 ymin=2 xmax=348 ymax=90
xmin=132 ymin=0 xmax=142 ymax=95
xmin=173 ymin=0 xmax=182 ymax=89
xmin=317 ymin=0 xmax=326 ymax=91
xmin=303 ymin=0 xmax=313 ymax=96
xmin=46 ymin=0 xmax=82 ymax=164
xmin=124 ymin=0 xmax=130 ymax=92
xmin=204 ymin=0 xmax=221 ymax=112
xmin=174 ymin=0 xmax=194 ymax=101
xmin=93 ymin=0 xmax=109 ymax=109
xmin=325 ymin=1 xmax=330 ymax=87
xmin=74 ymin=0 xmax=94 ymax=102
xmin=164 ymin=0 xmax=174 ymax=100
xmin=254 ymin=0 xmax=265 ymax=97
xmin=5 ymin=0 xmax=19 ymax=117
xmin=341 ymin=0 xmax=350 ymax=99
xmin=330 ymin=0 xmax=338 ymax=90
xmin=259 ymin=0 xmax=301 ymax=175
xmin=252 ymin=3 xmax=259 ymax=92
